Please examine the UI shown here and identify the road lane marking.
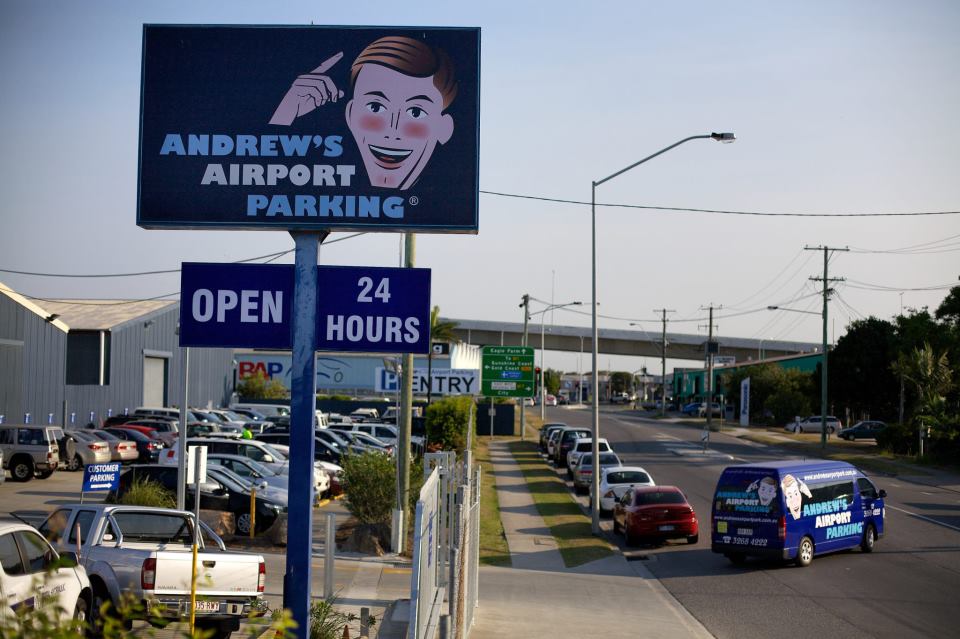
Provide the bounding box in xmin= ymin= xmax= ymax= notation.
xmin=887 ymin=504 xmax=960 ymax=533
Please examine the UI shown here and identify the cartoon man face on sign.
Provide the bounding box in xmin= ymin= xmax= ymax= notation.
xmin=747 ymin=476 xmax=778 ymax=507
xmin=781 ymin=474 xmax=812 ymax=520
xmin=270 ymin=36 xmax=457 ymax=190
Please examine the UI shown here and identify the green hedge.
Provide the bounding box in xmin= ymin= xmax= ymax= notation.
xmin=425 ymin=396 xmax=475 ymax=452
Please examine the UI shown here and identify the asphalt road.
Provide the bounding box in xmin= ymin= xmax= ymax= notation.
xmin=545 ymin=407 xmax=960 ymax=639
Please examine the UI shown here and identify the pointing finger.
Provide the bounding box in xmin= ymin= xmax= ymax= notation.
xmin=311 ymin=51 xmax=344 ymax=74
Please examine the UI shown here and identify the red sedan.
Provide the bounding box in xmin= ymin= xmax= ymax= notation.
xmin=613 ymin=485 xmax=699 ymax=546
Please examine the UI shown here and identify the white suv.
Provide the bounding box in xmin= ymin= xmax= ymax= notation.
xmin=0 ymin=424 xmax=63 ymax=482
xmin=566 ymin=438 xmax=612 ymax=478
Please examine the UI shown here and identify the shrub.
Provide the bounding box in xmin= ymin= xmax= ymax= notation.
xmin=119 ymin=477 xmax=176 ymax=508
xmin=425 ymin=396 xmax=475 ymax=452
xmin=341 ymin=452 xmax=396 ymax=525
xmin=876 ymin=421 xmax=916 ymax=455
xmin=237 ymin=370 xmax=288 ymax=400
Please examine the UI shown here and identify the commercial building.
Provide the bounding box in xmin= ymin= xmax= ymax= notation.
xmin=0 ymin=282 xmax=233 ymax=426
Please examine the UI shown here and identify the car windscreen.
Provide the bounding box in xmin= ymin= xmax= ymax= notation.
xmin=581 ymin=454 xmax=619 ymax=467
xmin=111 ymin=512 xmax=193 ymax=544
xmin=634 ymin=491 xmax=685 ymax=506
xmin=606 ymin=471 xmax=650 ymax=485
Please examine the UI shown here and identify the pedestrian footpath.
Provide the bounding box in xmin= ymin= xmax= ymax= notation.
xmin=472 ymin=440 xmax=713 ymax=639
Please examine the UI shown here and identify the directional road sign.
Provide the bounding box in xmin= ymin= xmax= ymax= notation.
xmin=481 ymin=346 xmax=535 ymax=398
xmin=82 ymin=463 xmax=121 ymax=492
xmin=179 ymin=262 xmax=431 ymax=352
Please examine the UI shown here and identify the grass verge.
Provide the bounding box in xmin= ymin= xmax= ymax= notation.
xmin=508 ymin=440 xmax=614 ymax=567
xmin=474 ymin=437 xmax=512 ymax=566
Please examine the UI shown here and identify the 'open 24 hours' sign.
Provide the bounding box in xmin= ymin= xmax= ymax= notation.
xmin=179 ymin=262 xmax=431 ymax=353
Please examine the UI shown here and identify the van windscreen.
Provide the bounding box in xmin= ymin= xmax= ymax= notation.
xmin=715 ymin=468 xmax=781 ymax=517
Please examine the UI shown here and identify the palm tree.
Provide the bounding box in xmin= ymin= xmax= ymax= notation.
xmin=427 ymin=306 xmax=459 ymax=404
xmin=892 ymin=342 xmax=953 ymax=414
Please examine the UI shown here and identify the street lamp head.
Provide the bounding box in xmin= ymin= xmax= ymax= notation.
xmin=711 ymin=132 xmax=736 ymax=143
xmin=767 ymin=306 xmax=779 ymax=310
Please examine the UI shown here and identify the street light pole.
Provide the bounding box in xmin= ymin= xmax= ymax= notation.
xmin=519 ymin=294 xmax=530 ymax=440
xmin=653 ymin=309 xmax=674 ymax=417
xmin=590 ymin=132 xmax=735 ymax=534
xmin=532 ymin=301 xmax=582 ymax=421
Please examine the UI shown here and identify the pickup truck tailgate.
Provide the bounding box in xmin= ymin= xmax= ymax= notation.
xmin=151 ymin=551 xmax=262 ymax=596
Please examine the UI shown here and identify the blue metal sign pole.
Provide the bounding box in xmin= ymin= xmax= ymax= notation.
xmin=284 ymin=231 xmax=326 ymax=637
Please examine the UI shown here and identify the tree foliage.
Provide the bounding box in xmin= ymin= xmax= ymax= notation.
xmin=544 ymin=368 xmax=561 ymax=395
xmin=827 ymin=317 xmax=900 ymax=421
xmin=236 ymin=370 xmax=288 ymax=400
xmin=722 ymin=364 xmax=814 ymax=425
xmin=341 ymin=452 xmax=396 ymax=525
xmin=427 ymin=306 xmax=459 ymax=403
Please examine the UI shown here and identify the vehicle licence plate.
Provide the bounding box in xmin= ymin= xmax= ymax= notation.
xmin=195 ymin=600 xmax=221 ymax=612
xmin=659 ymin=525 xmax=675 ymax=531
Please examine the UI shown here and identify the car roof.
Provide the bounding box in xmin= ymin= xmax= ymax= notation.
xmin=722 ymin=459 xmax=857 ymax=473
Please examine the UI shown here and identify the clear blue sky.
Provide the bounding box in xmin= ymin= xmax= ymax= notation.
xmin=2 ymin=1 xmax=958 ymax=373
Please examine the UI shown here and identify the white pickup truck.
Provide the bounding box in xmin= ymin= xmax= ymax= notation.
xmin=38 ymin=504 xmax=264 ymax=638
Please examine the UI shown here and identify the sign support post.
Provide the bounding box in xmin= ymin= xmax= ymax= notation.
xmin=284 ymin=231 xmax=324 ymax=635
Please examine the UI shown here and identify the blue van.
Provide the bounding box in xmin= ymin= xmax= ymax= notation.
xmin=711 ymin=460 xmax=886 ymax=566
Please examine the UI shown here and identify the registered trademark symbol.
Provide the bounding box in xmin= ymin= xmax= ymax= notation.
xmin=409 ymin=196 xmax=419 ymax=206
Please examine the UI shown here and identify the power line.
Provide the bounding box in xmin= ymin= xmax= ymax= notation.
xmin=479 ymin=190 xmax=960 ymax=217
xmin=848 ymin=233 xmax=960 ymax=254
xmin=0 ymin=284 xmax=180 ymax=306
xmin=843 ymin=279 xmax=957 ymax=292
xmin=0 ymin=232 xmax=368 ymax=279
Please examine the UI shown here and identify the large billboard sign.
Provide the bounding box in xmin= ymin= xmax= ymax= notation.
xmin=179 ymin=262 xmax=431 ymax=352
xmin=138 ymin=25 xmax=480 ymax=233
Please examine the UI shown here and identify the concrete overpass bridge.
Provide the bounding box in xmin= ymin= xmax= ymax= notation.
xmin=444 ymin=318 xmax=819 ymax=364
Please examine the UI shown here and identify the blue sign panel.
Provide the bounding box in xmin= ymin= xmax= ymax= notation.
xmin=180 ymin=262 xmax=293 ymax=349
xmin=82 ymin=463 xmax=121 ymax=492
xmin=180 ymin=263 xmax=431 ymax=353
xmin=316 ymin=266 xmax=431 ymax=353
xmin=138 ymin=25 xmax=480 ymax=233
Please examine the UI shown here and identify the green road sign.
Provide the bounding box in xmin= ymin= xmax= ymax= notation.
xmin=481 ymin=346 xmax=535 ymax=398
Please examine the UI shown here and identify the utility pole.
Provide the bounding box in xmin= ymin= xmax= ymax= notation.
xmin=699 ymin=304 xmax=720 ymax=448
xmin=805 ymin=245 xmax=848 ymax=450
xmin=653 ymin=309 xmax=675 ymax=417
xmin=396 ymin=233 xmax=416 ymax=552
xmin=898 ymin=292 xmax=905 ymax=425
xmin=519 ymin=294 xmax=530 ymax=440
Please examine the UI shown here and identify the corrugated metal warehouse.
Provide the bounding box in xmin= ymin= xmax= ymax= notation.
xmin=0 ymin=282 xmax=234 ymax=426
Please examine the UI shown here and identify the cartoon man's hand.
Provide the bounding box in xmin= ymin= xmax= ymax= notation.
xmin=269 ymin=52 xmax=345 ymax=126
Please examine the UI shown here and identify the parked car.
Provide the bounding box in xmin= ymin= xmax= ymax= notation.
xmin=571 ymin=452 xmax=622 ymax=495
xmin=839 ymin=421 xmax=887 ymax=441
xmin=545 ymin=428 xmax=565 ymax=459
xmin=596 ymin=466 xmax=656 ymax=516
xmin=521 ymin=397 xmax=535 ymax=407
xmin=349 ymin=408 xmax=380 ymax=422
xmin=680 ymin=402 xmax=702 ymax=416
xmin=187 ymin=421 xmax=242 ymax=439
xmin=256 ymin=432 xmax=350 ymax=465
xmin=229 ymin=403 xmax=290 ymax=419
xmin=544 ymin=394 xmax=558 ymax=407
xmin=90 ymin=429 xmax=140 ymax=463
xmin=711 ymin=460 xmax=885 ymax=566
xmin=207 ymin=454 xmax=292 ymax=492
xmin=64 ymin=429 xmax=112 ymax=471
xmin=113 ymin=420 xmax=177 ymax=446
xmin=0 ymin=424 xmax=63 ymax=481
xmin=610 ymin=392 xmax=633 ymax=404
xmin=113 ymin=465 xmax=287 ymax=535
xmin=554 ymin=427 xmax=592 ymax=467
xmin=0 ymin=521 xmax=91 ymax=628
xmin=103 ymin=427 xmax=165 ymax=463
xmin=786 ymin=415 xmax=842 ymax=434
xmin=341 ymin=431 xmax=395 ymax=455
xmin=539 ymin=423 xmax=567 ymax=454
xmin=614 ymin=485 xmax=699 ymax=546
xmin=38 ymin=504 xmax=262 ymax=636
xmin=566 ymin=438 xmax=613 ymax=479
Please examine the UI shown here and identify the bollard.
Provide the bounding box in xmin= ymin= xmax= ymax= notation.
xmin=250 ymin=487 xmax=257 ymax=539
xmin=324 ymin=512 xmax=336 ymax=599
xmin=439 ymin=614 xmax=450 ymax=639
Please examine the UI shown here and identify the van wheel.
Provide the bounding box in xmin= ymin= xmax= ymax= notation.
xmin=10 ymin=458 xmax=34 ymax=482
xmin=796 ymin=536 xmax=814 ymax=567
xmin=861 ymin=524 xmax=876 ymax=553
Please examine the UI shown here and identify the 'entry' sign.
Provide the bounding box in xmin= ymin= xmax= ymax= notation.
xmin=179 ymin=262 xmax=431 ymax=353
